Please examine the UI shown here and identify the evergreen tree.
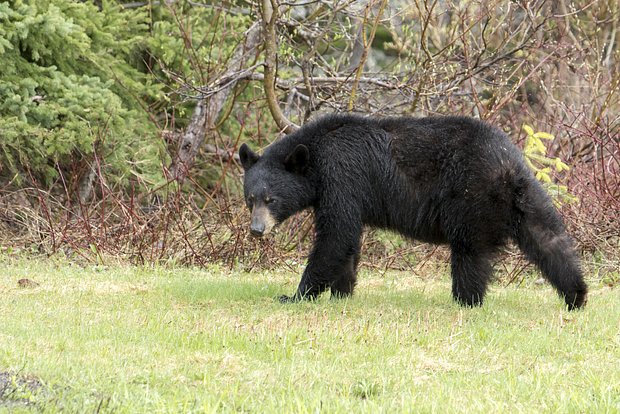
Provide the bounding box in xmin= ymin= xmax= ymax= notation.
xmin=0 ymin=0 xmax=163 ymax=188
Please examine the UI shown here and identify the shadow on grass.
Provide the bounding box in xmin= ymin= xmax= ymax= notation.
xmin=0 ymin=371 xmax=44 ymax=409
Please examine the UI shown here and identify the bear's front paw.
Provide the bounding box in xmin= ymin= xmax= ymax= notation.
xmin=278 ymin=294 xmax=297 ymax=303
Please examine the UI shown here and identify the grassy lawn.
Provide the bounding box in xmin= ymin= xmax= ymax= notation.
xmin=0 ymin=256 xmax=619 ymax=413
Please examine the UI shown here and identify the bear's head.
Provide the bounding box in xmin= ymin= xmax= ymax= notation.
xmin=239 ymin=143 xmax=312 ymax=238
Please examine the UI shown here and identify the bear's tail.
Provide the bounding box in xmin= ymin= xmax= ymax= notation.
xmin=513 ymin=182 xmax=588 ymax=310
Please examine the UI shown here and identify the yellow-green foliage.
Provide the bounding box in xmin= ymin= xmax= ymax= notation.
xmin=522 ymin=124 xmax=577 ymax=204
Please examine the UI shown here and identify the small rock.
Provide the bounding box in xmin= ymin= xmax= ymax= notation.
xmin=17 ymin=278 xmax=40 ymax=288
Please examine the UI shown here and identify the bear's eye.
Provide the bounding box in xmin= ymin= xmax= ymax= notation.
xmin=247 ymin=195 xmax=254 ymax=210
xmin=265 ymin=197 xmax=276 ymax=205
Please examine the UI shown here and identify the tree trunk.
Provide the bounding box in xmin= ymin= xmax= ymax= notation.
xmin=169 ymin=22 xmax=262 ymax=182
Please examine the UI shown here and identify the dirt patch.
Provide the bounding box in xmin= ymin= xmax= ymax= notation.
xmin=0 ymin=371 xmax=43 ymax=408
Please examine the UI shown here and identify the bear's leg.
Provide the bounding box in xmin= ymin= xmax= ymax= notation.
xmin=515 ymin=206 xmax=587 ymax=310
xmin=450 ymin=247 xmax=493 ymax=307
xmin=330 ymin=248 xmax=360 ymax=299
xmin=280 ymin=218 xmax=362 ymax=303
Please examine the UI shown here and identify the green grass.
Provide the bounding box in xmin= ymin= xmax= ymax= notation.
xmin=0 ymin=256 xmax=619 ymax=413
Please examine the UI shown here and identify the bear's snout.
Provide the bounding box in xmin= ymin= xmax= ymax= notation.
xmin=249 ymin=206 xmax=276 ymax=238
xmin=250 ymin=220 xmax=265 ymax=237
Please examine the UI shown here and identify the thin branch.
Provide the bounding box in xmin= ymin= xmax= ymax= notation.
xmin=169 ymin=22 xmax=262 ymax=181
xmin=347 ymin=0 xmax=388 ymax=111
xmin=260 ymin=0 xmax=299 ymax=133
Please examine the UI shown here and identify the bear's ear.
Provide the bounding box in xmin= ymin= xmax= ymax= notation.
xmin=239 ymin=143 xmax=259 ymax=171
xmin=284 ymin=144 xmax=309 ymax=175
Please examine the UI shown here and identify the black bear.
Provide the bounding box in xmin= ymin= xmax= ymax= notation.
xmin=239 ymin=114 xmax=588 ymax=310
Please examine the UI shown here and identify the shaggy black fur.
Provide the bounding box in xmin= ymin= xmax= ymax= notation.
xmin=239 ymin=114 xmax=588 ymax=310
